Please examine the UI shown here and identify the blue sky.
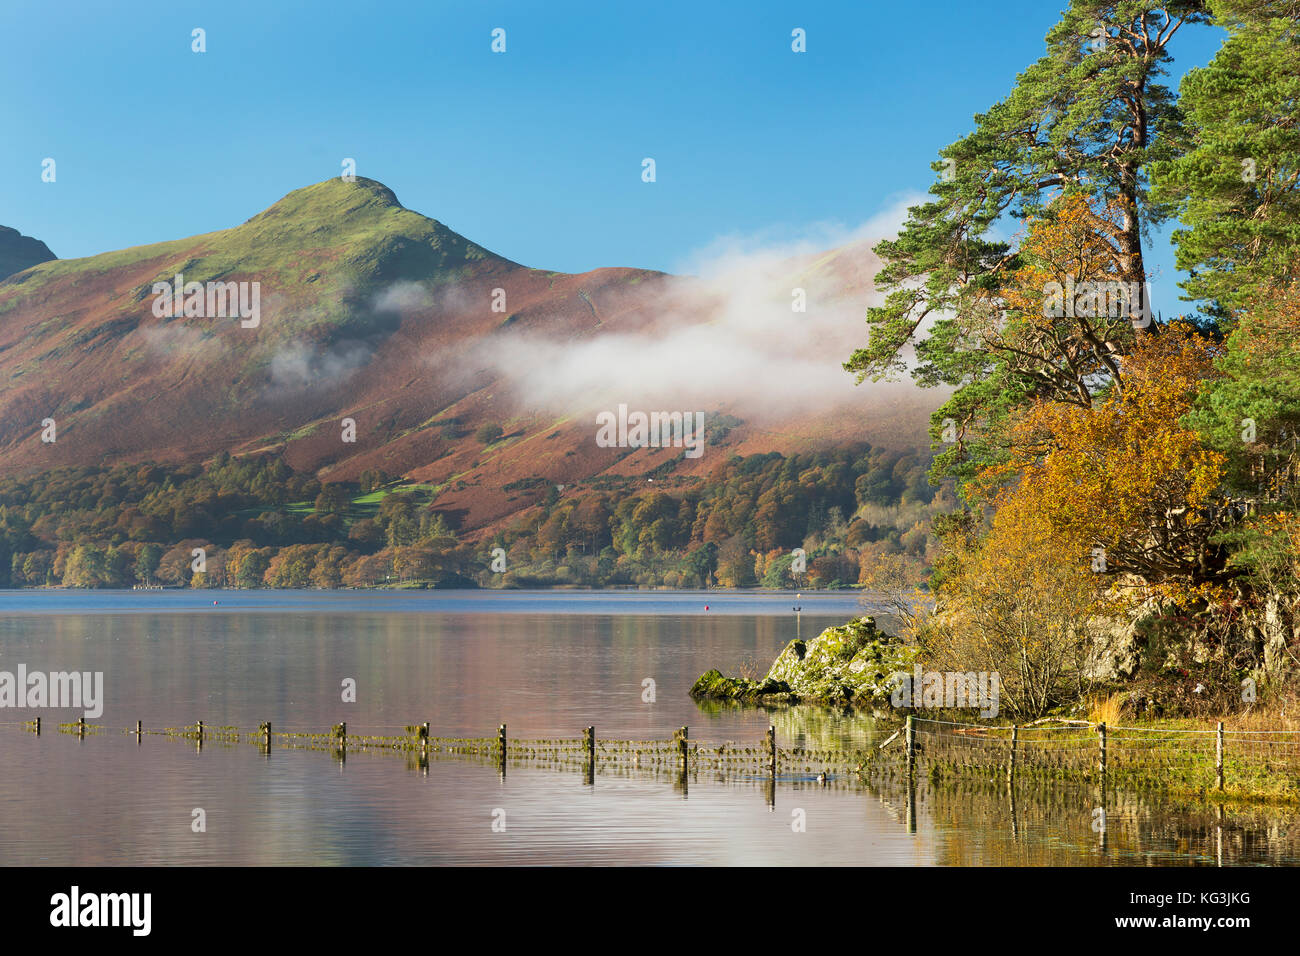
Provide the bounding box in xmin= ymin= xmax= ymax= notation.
xmin=1 ymin=0 xmax=1222 ymax=314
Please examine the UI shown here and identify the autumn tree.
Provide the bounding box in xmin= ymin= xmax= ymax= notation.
xmin=929 ymin=194 xmax=1152 ymax=485
xmin=846 ymin=1 xmax=1209 ymax=484
xmin=923 ymin=493 xmax=1121 ymax=719
xmin=979 ymin=323 xmax=1229 ymax=591
xmin=859 ymin=551 xmax=931 ymax=641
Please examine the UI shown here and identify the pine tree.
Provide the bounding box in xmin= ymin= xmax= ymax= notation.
xmin=1152 ymin=0 xmax=1300 ymax=315
xmin=845 ymin=1 xmax=1210 ymax=487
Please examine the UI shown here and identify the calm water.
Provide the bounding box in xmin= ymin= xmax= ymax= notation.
xmin=1 ymin=589 xmax=1297 ymax=865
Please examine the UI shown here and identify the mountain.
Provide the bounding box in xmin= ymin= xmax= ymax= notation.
xmin=0 ymin=226 xmax=56 ymax=281
xmin=0 ymin=178 xmax=939 ymax=538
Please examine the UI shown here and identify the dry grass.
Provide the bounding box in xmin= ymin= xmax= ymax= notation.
xmin=1225 ymin=708 xmax=1300 ymax=733
xmin=1087 ymin=692 xmax=1126 ymax=725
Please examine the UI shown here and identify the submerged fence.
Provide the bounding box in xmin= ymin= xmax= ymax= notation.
xmin=902 ymin=716 xmax=1300 ymax=797
xmin=8 ymin=713 xmax=1300 ymax=799
xmin=4 ymin=717 xmax=856 ymax=778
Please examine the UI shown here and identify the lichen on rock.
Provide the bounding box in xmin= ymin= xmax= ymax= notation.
xmin=690 ymin=616 xmax=916 ymax=708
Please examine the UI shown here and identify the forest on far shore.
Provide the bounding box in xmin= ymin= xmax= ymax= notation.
xmin=0 ymin=443 xmax=944 ymax=591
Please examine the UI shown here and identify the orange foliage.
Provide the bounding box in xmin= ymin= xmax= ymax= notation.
xmin=975 ymin=325 xmax=1227 ymax=595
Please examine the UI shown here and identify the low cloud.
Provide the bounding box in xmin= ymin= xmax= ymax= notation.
xmin=133 ymin=322 xmax=221 ymax=362
xmin=268 ymin=339 xmax=373 ymax=391
xmin=480 ymin=193 xmax=926 ymax=421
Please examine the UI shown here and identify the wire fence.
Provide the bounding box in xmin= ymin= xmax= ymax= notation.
xmin=8 ymin=717 xmax=865 ymax=778
xmin=897 ymin=716 xmax=1300 ymax=797
xmin=11 ymin=713 xmax=1300 ymax=798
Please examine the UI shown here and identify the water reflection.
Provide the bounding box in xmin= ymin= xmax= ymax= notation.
xmin=1 ymin=591 xmax=1297 ymax=866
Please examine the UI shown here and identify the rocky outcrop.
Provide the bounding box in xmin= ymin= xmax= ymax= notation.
xmin=690 ymin=616 xmax=915 ymax=708
xmin=0 ymin=226 xmax=55 ymax=281
xmin=1256 ymin=592 xmax=1298 ymax=676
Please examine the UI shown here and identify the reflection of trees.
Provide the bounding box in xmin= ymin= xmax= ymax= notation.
xmin=860 ymin=773 xmax=1300 ymax=866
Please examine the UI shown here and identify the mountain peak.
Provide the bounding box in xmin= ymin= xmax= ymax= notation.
xmin=245 ymin=177 xmax=404 ymax=227
xmin=0 ymin=225 xmax=56 ymax=281
xmin=231 ymin=177 xmax=508 ymax=275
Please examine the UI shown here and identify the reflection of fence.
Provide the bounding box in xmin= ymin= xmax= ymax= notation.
xmin=903 ymin=716 xmax=1300 ymax=797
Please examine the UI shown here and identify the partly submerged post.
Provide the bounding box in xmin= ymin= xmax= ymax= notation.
xmin=498 ymin=723 xmax=507 ymax=763
xmin=34 ymin=716 xmax=40 ymax=736
xmin=582 ymin=726 xmax=595 ymax=786
xmin=678 ymin=726 xmax=689 ymax=773
xmin=767 ymin=726 xmax=777 ymax=775
xmin=1097 ymin=722 xmax=1107 ymax=776
xmin=77 ymin=716 xmax=85 ymax=738
xmin=135 ymin=720 xmax=142 ymax=738
xmin=905 ymin=715 xmax=915 ymax=774
xmin=1216 ymin=721 xmax=1225 ymax=791
xmin=338 ymin=721 xmax=347 ymax=750
xmin=1008 ymin=725 xmax=1019 ymax=781
xmin=196 ymin=720 xmax=204 ymax=741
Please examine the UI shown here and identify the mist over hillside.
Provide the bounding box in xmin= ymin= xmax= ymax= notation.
xmin=0 ymin=178 xmax=940 ymax=537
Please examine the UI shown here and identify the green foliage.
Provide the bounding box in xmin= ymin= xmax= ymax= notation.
xmin=845 ymin=1 xmax=1210 ymax=488
xmin=1186 ymin=284 xmax=1300 ymax=494
xmin=1152 ymin=1 xmax=1300 ymax=315
xmin=474 ymin=423 xmax=504 ymax=444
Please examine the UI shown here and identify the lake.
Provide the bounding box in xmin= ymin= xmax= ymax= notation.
xmin=1 ymin=589 xmax=1297 ymax=865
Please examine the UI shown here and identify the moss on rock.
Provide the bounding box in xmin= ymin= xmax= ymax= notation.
xmin=690 ymin=616 xmax=916 ymax=708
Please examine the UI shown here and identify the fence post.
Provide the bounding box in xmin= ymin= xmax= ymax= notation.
xmin=196 ymin=720 xmax=203 ymax=741
xmin=34 ymin=716 xmax=40 ymax=736
xmin=586 ymin=726 xmax=595 ymax=766
xmin=905 ymin=715 xmax=915 ymax=774
xmin=338 ymin=721 xmax=347 ymax=749
xmin=1216 ymin=721 xmax=1225 ymax=791
xmin=498 ymin=723 xmax=507 ymax=763
xmin=135 ymin=720 xmax=142 ymax=738
xmin=767 ymin=725 xmax=777 ymax=775
xmin=1097 ymin=722 xmax=1107 ymax=776
xmin=77 ymin=716 xmax=85 ymax=738
xmin=1008 ymin=725 xmax=1019 ymax=781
